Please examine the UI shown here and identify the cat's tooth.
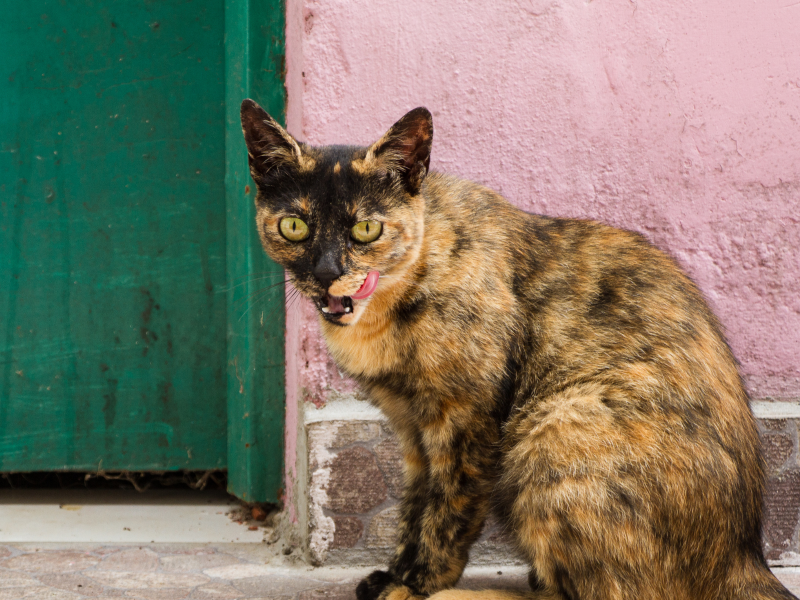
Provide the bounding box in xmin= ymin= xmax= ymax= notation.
xmin=321 ymin=307 xmax=330 ymax=313
xmin=345 ymin=307 xmax=352 ymax=313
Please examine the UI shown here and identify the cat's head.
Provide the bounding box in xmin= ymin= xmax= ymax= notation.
xmin=241 ymin=100 xmax=433 ymax=326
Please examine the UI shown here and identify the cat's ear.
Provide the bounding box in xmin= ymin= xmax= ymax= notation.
xmin=240 ymin=99 xmax=310 ymax=185
xmin=366 ymin=107 xmax=433 ymax=195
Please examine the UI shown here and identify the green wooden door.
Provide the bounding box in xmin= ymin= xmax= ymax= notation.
xmin=0 ymin=0 xmax=285 ymax=502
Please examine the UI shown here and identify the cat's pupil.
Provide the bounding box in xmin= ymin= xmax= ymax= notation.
xmin=365 ymin=223 xmax=370 ymax=234
xmin=292 ymin=221 xmax=296 ymax=232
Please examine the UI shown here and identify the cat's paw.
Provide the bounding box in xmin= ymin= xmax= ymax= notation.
xmin=356 ymin=571 xmax=395 ymax=600
xmin=356 ymin=571 xmax=422 ymax=600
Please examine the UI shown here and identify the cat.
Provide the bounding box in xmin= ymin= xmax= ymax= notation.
xmin=240 ymin=99 xmax=796 ymax=600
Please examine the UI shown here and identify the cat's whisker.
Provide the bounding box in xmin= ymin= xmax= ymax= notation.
xmin=220 ymin=274 xmax=294 ymax=294
xmin=224 ymin=272 xmax=294 ymax=286
xmin=233 ymin=279 xmax=291 ymax=300
xmin=227 ymin=270 xmax=289 ymax=282
xmin=237 ymin=282 xmax=310 ymax=321
xmin=232 ymin=280 xmax=292 ymax=312
xmin=284 ymin=288 xmax=307 ymax=314
xmin=287 ymin=291 xmax=303 ymax=309
xmin=237 ymin=288 xmax=282 ymax=322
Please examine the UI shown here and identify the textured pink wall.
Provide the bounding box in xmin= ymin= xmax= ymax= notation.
xmin=283 ymin=0 xmax=800 ymax=502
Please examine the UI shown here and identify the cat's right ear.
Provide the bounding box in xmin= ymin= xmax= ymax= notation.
xmin=240 ymin=99 xmax=310 ymax=185
xmin=365 ymin=107 xmax=433 ymax=195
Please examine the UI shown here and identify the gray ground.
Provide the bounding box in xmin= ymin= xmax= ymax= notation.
xmin=1 ymin=490 xmax=798 ymax=599
xmin=0 ymin=544 xmax=533 ymax=600
xmin=0 ymin=544 xmax=798 ymax=600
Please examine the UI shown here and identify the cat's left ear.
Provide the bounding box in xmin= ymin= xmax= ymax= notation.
xmin=366 ymin=107 xmax=433 ymax=195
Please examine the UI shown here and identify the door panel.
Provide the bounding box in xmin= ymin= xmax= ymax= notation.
xmin=224 ymin=0 xmax=287 ymax=502
xmin=1 ymin=0 xmax=284 ymax=498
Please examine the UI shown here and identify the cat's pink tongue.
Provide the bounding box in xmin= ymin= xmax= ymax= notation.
xmin=351 ymin=270 xmax=380 ymax=300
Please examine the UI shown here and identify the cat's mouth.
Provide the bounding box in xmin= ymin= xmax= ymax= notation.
xmin=317 ymin=271 xmax=380 ymax=323
xmin=319 ymin=294 xmax=354 ymax=320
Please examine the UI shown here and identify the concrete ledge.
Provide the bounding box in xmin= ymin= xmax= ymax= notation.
xmin=303 ymin=399 xmax=800 ymax=567
xmin=304 ymin=396 xmax=384 ymax=424
xmin=753 ymin=401 xmax=800 ymax=419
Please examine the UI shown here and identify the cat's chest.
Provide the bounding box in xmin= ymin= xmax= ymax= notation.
xmin=321 ymin=308 xmax=495 ymax=393
xmin=322 ymin=316 xmax=415 ymax=380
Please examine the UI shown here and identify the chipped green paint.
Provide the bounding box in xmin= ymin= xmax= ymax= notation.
xmin=0 ymin=0 xmax=285 ymax=501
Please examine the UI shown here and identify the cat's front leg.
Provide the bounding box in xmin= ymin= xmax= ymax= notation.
xmin=357 ymin=423 xmax=495 ymax=600
xmin=357 ymin=440 xmax=430 ymax=600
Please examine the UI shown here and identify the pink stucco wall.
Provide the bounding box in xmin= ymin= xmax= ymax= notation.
xmin=283 ymin=0 xmax=800 ymax=512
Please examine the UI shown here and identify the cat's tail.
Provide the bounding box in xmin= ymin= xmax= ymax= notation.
xmin=425 ymin=568 xmax=799 ymax=600
xmin=424 ymin=557 xmax=799 ymax=600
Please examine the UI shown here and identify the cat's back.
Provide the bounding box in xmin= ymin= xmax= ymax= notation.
xmin=422 ymin=173 xmax=756 ymax=448
xmin=420 ymin=173 xmax=723 ymax=360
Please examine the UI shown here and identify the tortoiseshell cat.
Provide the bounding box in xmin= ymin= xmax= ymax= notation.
xmin=241 ymin=99 xmax=795 ymax=600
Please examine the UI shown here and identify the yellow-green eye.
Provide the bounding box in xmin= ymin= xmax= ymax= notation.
xmin=351 ymin=220 xmax=382 ymax=243
xmin=279 ymin=217 xmax=309 ymax=242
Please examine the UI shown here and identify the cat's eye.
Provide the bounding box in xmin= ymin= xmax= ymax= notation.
xmin=279 ymin=217 xmax=310 ymax=242
xmin=351 ymin=220 xmax=382 ymax=243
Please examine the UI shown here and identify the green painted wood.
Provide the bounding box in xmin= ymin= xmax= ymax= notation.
xmin=0 ymin=0 xmax=286 ymax=489
xmin=225 ymin=0 xmax=287 ymax=503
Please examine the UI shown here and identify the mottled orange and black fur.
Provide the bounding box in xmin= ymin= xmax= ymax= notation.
xmin=241 ymin=100 xmax=795 ymax=600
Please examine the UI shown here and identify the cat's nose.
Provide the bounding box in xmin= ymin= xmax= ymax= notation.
xmin=313 ymin=252 xmax=343 ymax=289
